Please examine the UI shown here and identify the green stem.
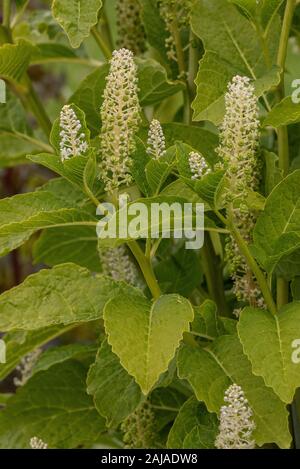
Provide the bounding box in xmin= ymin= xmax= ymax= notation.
xmin=229 ymin=220 xmax=277 ymax=316
xmin=275 ymin=0 xmax=296 ymax=309
xmin=276 ymin=0 xmax=296 ymax=174
xmin=2 ymin=0 xmax=11 ymax=28
xmin=201 ymin=233 xmax=230 ymax=317
xmin=127 ymin=240 xmax=161 ymax=299
xmin=22 ymin=82 xmax=52 ymax=138
xmin=91 ymin=26 xmax=112 ymax=60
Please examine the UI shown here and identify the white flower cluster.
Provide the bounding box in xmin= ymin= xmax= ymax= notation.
xmin=217 ymin=75 xmax=264 ymax=312
xmin=14 ymin=349 xmax=42 ymax=387
xmin=100 ymin=245 xmax=140 ymax=286
xmin=30 ymin=437 xmax=48 ymax=449
xmin=116 ymin=0 xmax=146 ymax=55
xmin=99 ymin=48 xmax=141 ymax=192
xmin=159 ymin=0 xmax=191 ymax=66
xmin=217 ymin=75 xmax=260 ymax=199
xmin=59 ymin=104 xmax=88 ymax=161
xmin=147 ymin=119 xmax=166 ymax=159
xmin=215 ymin=384 xmax=256 ymax=449
xmin=188 ymin=151 xmax=211 ymax=180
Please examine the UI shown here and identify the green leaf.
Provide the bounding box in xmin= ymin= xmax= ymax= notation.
xmin=0 ymin=360 xmax=106 ymax=448
xmin=52 ymin=0 xmax=103 ymax=48
xmin=32 ymin=343 xmax=97 ymax=376
xmin=0 ymin=325 xmax=75 ymax=381
xmin=0 ymin=40 xmax=34 ymax=89
xmin=191 ymin=300 xmax=226 ymax=340
xmin=0 ymin=263 xmax=132 ymax=331
xmin=139 ymin=0 xmax=170 ymax=66
xmin=155 ymin=243 xmax=203 ymax=297
xmin=252 ymin=170 xmax=300 ymax=272
xmin=136 ymin=58 xmax=184 ymax=106
xmin=33 ymin=226 xmax=100 ymax=272
xmin=150 ymin=387 xmax=187 ymax=432
xmin=28 ymin=151 xmax=101 ymax=199
xmin=191 ymin=0 xmax=280 ymax=124
xmin=263 ymin=97 xmax=300 ymax=128
xmin=0 ymin=177 xmax=98 ymax=257
xmin=104 ymin=292 xmax=194 ymax=394
xmin=87 ymin=339 xmax=143 ymax=428
xmin=162 ymin=123 xmax=219 ymax=167
xmin=229 ymin=0 xmax=283 ymax=30
xmin=238 ymin=304 xmax=300 ymax=404
xmin=31 ymin=42 xmax=81 ymax=65
xmin=177 ymin=335 xmax=291 ymax=448
xmin=70 ymin=59 xmax=184 ymax=135
xmin=263 ymin=150 xmax=282 ymax=194
xmin=145 ymin=157 xmax=174 ymax=195
xmin=167 ymin=397 xmax=218 ymax=449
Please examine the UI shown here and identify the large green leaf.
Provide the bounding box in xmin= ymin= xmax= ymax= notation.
xmin=191 ymin=300 xmax=226 ymax=340
xmin=52 ymin=0 xmax=103 ymax=48
xmin=229 ymin=0 xmax=283 ymax=30
xmin=33 ymin=226 xmax=100 ymax=272
xmin=177 ymin=336 xmax=291 ymax=448
xmin=28 ymin=151 xmax=101 ymax=199
xmin=252 ymin=170 xmax=300 ymax=272
xmin=0 ymin=40 xmax=34 ymax=89
xmin=167 ymin=397 xmax=218 ymax=449
xmin=0 ymin=263 xmax=132 ymax=331
xmin=87 ymin=339 xmax=143 ymax=428
xmin=70 ymin=59 xmax=184 ymax=135
xmin=0 ymin=325 xmax=75 ymax=381
xmin=0 ymin=360 xmax=105 ymax=448
xmin=263 ymin=97 xmax=300 ymax=128
xmin=191 ymin=0 xmax=280 ymax=124
xmin=238 ymin=304 xmax=300 ymax=404
xmin=0 ymin=181 xmax=97 ymax=257
xmin=104 ymin=292 xmax=194 ymax=394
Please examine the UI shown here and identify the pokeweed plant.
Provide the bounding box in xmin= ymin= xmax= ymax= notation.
xmin=0 ymin=0 xmax=300 ymax=450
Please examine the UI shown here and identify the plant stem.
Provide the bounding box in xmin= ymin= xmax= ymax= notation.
xmin=275 ymin=0 xmax=296 ymax=309
xmin=2 ymin=0 xmax=11 ymax=28
xmin=91 ymin=26 xmax=112 ymax=60
xmin=21 ymin=82 xmax=52 ymax=139
xmin=229 ymin=220 xmax=277 ymax=316
xmin=201 ymin=233 xmax=230 ymax=317
xmin=127 ymin=240 xmax=161 ymax=299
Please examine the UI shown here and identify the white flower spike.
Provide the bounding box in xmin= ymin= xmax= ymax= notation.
xmin=217 ymin=75 xmax=264 ymax=313
xmin=59 ymin=104 xmax=88 ymax=161
xmin=147 ymin=119 xmax=166 ymax=159
xmin=100 ymin=245 xmax=140 ymax=286
xmin=99 ymin=48 xmax=141 ymax=192
xmin=216 ymin=383 xmax=256 ymax=449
